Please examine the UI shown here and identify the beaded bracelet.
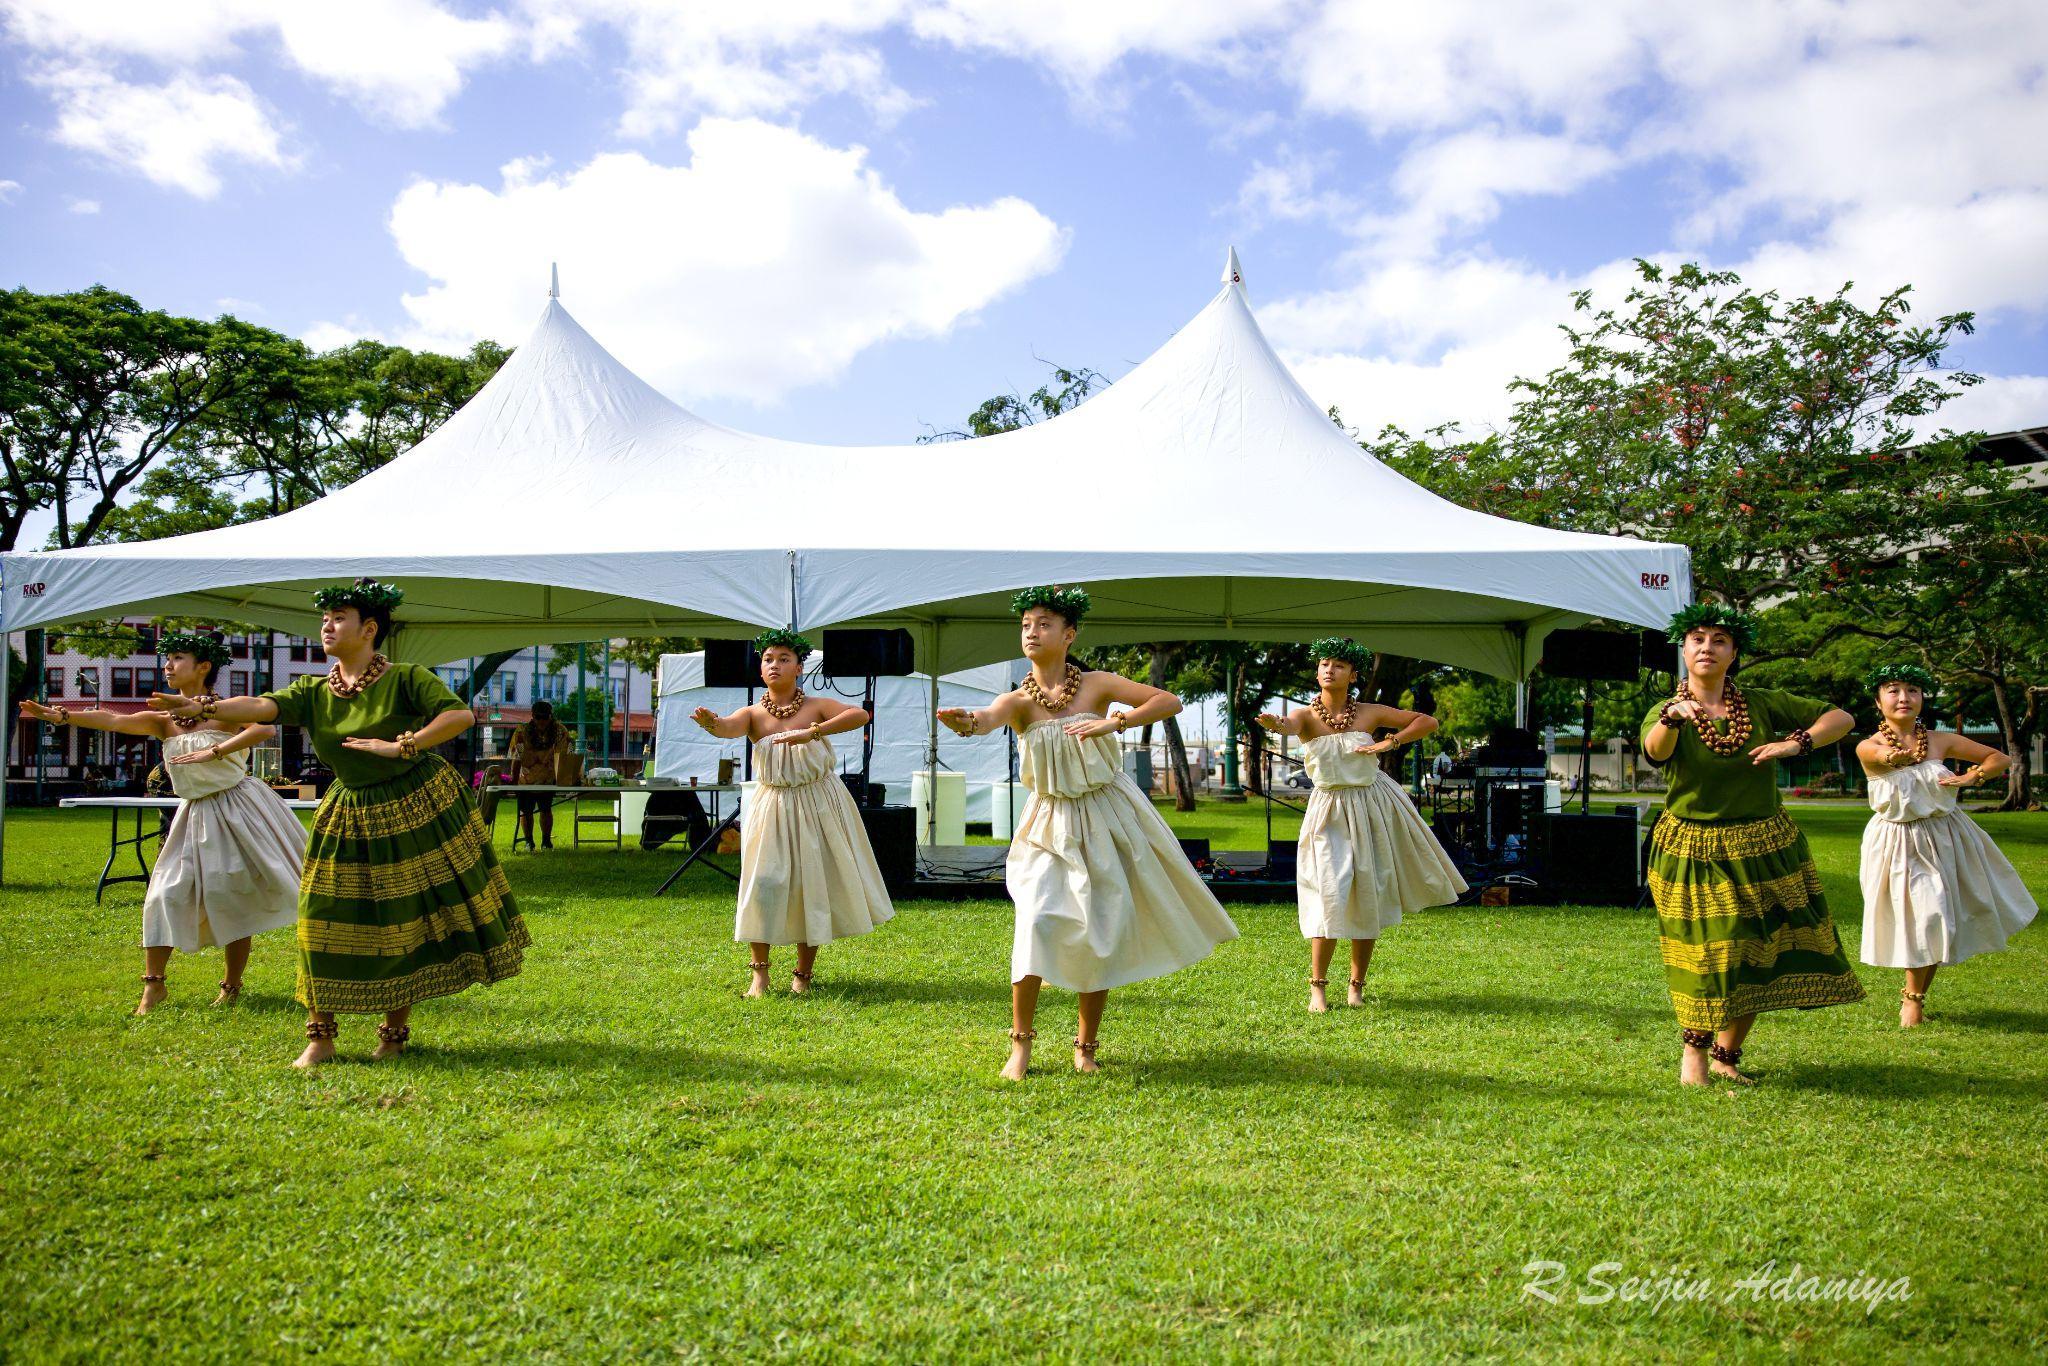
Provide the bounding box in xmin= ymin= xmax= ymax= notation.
xmin=397 ymin=731 xmax=419 ymax=759
xmin=1787 ymin=727 xmax=1814 ymax=756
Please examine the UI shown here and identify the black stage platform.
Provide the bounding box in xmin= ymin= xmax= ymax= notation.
xmin=910 ymin=846 xmax=1298 ymax=902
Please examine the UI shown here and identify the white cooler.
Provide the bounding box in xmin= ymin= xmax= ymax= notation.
xmin=910 ymin=770 xmax=966 ymax=846
xmin=990 ymin=779 xmax=1030 ymax=839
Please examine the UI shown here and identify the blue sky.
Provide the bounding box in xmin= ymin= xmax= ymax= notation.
xmin=4 ymin=0 xmax=2045 ymax=464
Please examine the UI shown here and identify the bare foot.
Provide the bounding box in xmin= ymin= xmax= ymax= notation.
xmin=370 ymin=1038 xmax=405 ymax=1062
xmin=294 ymin=1038 xmax=336 ymax=1069
xmin=212 ymin=982 xmax=242 ymax=1006
xmin=1901 ymin=996 xmax=1925 ymax=1028
xmin=1307 ymin=980 xmax=1329 ymax=1013
xmin=134 ymin=980 xmax=167 ymax=1016
xmin=1679 ymin=1048 xmax=1711 ymax=1087
xmin=1073 ymin=1040 xmax=1101 ymax=1074
xmin=1709 ymin=1058 xmax=1755 ymax=1086
xmin=790 ymin=970 xmax=812 ymax=997
xmin=1001 ymin=1035 xmax=1032 ymax=1081
xmin=1347 ymin=978 xmax=1366 ymax=1008
xmin=744 ymin=963 xmax=769 ymax=999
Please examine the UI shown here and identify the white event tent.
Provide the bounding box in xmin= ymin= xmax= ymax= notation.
xmin=0 ymin=249 xmax=1690 ymax=876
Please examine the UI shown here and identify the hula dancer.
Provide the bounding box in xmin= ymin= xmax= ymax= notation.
xmin=690 ymin=629 xmax=893 ymax=996
xmin=938 ymin=587 xmax=1238 ymax=1080
xmin=1256 ymin=637 xmax=1465 ymax=1012
xmin=150 ymin=579 xmax=527 ymax=1067
xmin=1854 ymin=663 xmax=2035 ymax=1027
xmin=20 ymin=632 xmax=301 ymax=1014
xmin=1641 ymin=603 xmax=1863 ymax=1086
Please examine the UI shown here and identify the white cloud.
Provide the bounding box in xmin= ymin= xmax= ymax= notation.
xmin=1254 ymin=2 xmax=2048 ymax=443
xmin=1911 ymin=373 xmax=2048 ymax=441
xmin=301 ymin=317 xmax=386 ymax=351
xmin=2 ymin=0 xmax=513 ymax=131
xmin=518 ymin=0 xmax=917 ymax=134
xmin=0 ymin=179 xmax=21 ymax=202
xmin=65 ymin=196 xmax=99 ymax=213
xmin=385 ymin=118 xmax=1066 ymax=401
xmin=35 ymin=63 xmax=290 ymax=197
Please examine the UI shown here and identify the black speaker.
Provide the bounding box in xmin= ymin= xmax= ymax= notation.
xmin=822 ymin=628 xmax=916 ymax=678
xmin=1543 ymin=628 xmax=1641 ymax=682
xmin=859 ymin=804 xmax=917 ymax=896
xmin=1266 ymin=837 xmax=1298 ymax=880
xmin=1639 ymin=629 xmax=1676 ymax=675
xmin=703 ymin=639 xmax=755 ymax=689
xmin=839 ymin=774 xmax=886 ymax=808
xmin=1177 ymin=837 xmax=1211 ymax=867
xmin=1541 ymin=811 xmax=1643 ymax=905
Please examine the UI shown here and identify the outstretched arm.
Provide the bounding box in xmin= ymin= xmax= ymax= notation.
xmin=691 ymin=704 xmax=753 ymax=740
xmin=940 ymin=691 xmax=1027 ymax=738
xmin=1256 ymin=710 xmax=1305 ymax=737
xmin=149 ymin=692 xmax=280 ymax=725
xmin=19 ymin=699 xmax=170 ymax=738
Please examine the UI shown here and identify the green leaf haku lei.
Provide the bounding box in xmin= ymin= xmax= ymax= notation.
xmin=311 ymin=577 xmax=406 ymax=612
xmin=1664 ymin=601 xmax=1759 ymax=653
xmin=1010 ymin=585 xmax=1091 ymax=624
xmin=1307 ymin=636 xmax=1373 ymax=674
xmin=752 ymin=628 xmax=814 ymax=660
xmin=1864 ymin=662 xmax=1937 ymax=694
xmin=156 ymin=631 xmax=231 ymax=676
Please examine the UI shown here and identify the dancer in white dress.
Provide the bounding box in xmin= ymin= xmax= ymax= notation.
xmin=1853 ymin=663 xmax=2036 ymax=1027
xmin=19 ymin=632 xmax=302 ymax=1014
xmin=939 ymin=586 xmax=1238 ymax=1079
xmin=1258 ymin=638 xmax=1465 ymax=1011
xmin=691 ymin=629 xmax=892 ymax=996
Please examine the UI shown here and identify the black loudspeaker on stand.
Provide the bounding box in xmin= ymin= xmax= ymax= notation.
xmin=1540 ymin=810 xmax=1643 ymax=905
xmin=860 ymin=804 xmax=917 ymax=897
xmin=702 ymin=638 xmax=756 ymax=689
xmin=821 ymin=629 xmax=916 ymax=679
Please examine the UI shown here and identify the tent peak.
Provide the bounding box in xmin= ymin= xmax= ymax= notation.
xmin=549 ymin=261 xmax=559 ymax=300
xmin=1222 ymin=246 xmax=1243 ymax=290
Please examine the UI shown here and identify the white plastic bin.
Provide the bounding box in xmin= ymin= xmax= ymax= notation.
xmin=910 ymin=770 xmax=967 ymax=846
xmin=990 ymin=779 xmax=1030 ymax=839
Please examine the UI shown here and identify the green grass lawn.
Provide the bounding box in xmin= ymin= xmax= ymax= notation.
xmin=1 ymin=798 xmax=2044 ymax=1360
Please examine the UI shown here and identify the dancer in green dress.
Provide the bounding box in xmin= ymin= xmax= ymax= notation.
xmin=1640 ymin=603 xmax=1863 ymax=1086
xmin=152 ymin=578 xmax=526 ymax=1067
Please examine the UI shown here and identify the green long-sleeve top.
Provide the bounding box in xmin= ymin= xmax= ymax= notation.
xmin=1638 ymin=686 xmax=1830 ymax=823
xmin=263 ymin=663 xmax=466 ymax=789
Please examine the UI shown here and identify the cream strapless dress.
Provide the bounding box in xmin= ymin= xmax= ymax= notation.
xmin=140 ymin=729 xmax=306 ymax=952
xmin=735 ymin=734 xmax=895 ymax=945
xmin=1859 ymin=759 xmax=2036 ymax=967
xmin=1296 ymin=734 xmax=1467 ymax=939
xmin=1005 ymin=715 xmax=1238 ymax=991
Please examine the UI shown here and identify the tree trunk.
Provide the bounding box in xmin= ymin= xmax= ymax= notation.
xmin=1147 ymin=646 xmax=1197 ymax=812
xmin=1986 ymin=676 xmax=2037 ymax=811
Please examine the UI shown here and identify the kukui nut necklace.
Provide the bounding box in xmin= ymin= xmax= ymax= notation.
xmin=327 ymin=653 xmax=388 ymax=700
xmin=1311 ymin=693 xmax=1357 ymax=732
xmin=1022 ymin=662 xmax=1084 ymax=714
xmin=170 ymin=694 xmax=220 ymax=731
xmin=1878 ymin=719 xmax=1929 ymax=768
xmin=763 ymin=687 xmax=806 ymax=721
xmin=1676 ymin=679 xmax=1751 ymax=756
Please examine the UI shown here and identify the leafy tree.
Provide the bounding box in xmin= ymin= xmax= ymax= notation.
xmin=1366 ymin=260 xmax=1990 ymax=619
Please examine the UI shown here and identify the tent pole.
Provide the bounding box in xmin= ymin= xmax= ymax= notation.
xmin=926 ymin=621 xmax=940 ymax=847
xmin=0 ymin=624 xmax=11 ymax=889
